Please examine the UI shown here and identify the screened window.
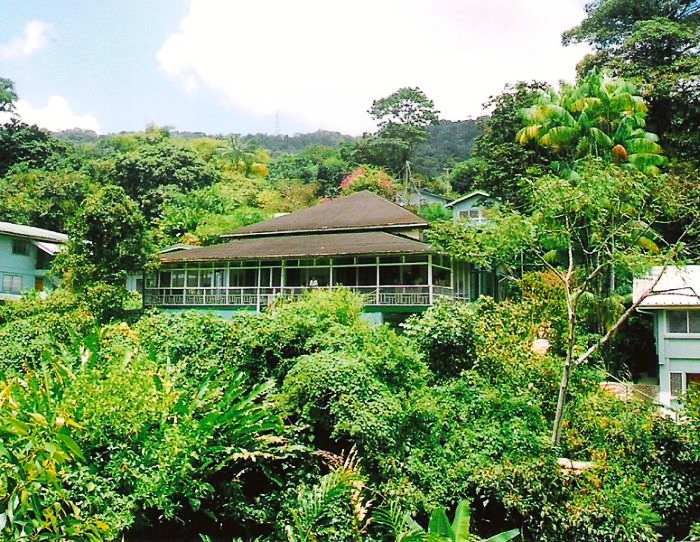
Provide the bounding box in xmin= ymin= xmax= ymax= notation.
xmin=691 ymin=312 xmax=700 ymax=333
xmin=159 ymin=271 xmax=172 ymax=288
xmin=334 ymin=267 xmax=356 ymax=286
xmin=667 ymin=311 xmax=700 ymax=334
xmin=433 ymin=266 xmax=450 ymax=287
xmin=12 ymin=239 xmax=29 ymax=256
xmin=2 ymin=274 xmax=22 ymax=294
xmin=307 ymin=267 xmax=330 ymax=287
xmin=403 ymin=265 xmax=428 ymax=285
xmin=285 ymin=267 xmax=330 ymax=287
xmin=172 ymin=271 xmax=185 ymax=288
xmin=358 ymin=266 xmax=376 ymax=286
xmin=199 ymin=270 xmax=213 ymax=288
xmin=459 ymin=208 xmax=486 ymax=225
xmin=230 ymin=268 xmax=257 ymax=287
xmin=186 ymin=271 xmax=199 ymax=287
xmin=285 ymin=268 xmax=302 ymax=287
xmin=379 ymin=266 xmax=401 ymax=285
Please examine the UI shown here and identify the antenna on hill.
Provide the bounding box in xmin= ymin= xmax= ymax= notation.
xmin=274 ymin=111 xmax=280 ymax=135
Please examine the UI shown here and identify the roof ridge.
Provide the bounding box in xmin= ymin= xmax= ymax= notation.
xmin=224 ymin=190 xmax=428 ymax=238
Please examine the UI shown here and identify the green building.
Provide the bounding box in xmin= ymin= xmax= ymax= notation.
xmin=144 ymin=191 xmax=496 ymax=322
xmin=634 ymin=266 xmax=700 ymax=408
xmin=0 ymin=222 xmax=67 ymax=301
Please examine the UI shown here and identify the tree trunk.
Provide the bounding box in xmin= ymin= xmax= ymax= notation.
xmin=552 ymin=292 xmax=576 ymax=447
xmin=551 ymin=356 xmax=572 ymax=447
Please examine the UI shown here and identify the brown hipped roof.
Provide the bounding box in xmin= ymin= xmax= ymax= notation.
xmin=160 ymin=231 xmax=433 ymax=263
xmin=224 ymin=191 xmax=428 ymax=238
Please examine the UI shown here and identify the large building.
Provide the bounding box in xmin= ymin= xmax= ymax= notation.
xmin=0 ymin=222 xmax=67 ymax=300
xmin=143 ymin=191 xmax=496 ymax=322
xmin=634 ymin=266 xmax=700 ymax=407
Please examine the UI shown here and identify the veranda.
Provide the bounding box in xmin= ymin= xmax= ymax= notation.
xmin=143 ymin=254 xmax=496 ymax=311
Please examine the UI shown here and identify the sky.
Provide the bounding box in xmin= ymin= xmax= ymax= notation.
xmin=0 ymin=0 xmax=589 ymax=136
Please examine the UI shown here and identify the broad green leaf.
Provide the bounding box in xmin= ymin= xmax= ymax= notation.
xmin=483 ymin=528 xmax=520 ymax=542
xmin=450 ymin=500 xmax=471 ymax=542
xmin=428 ymin=508 xmax=455 ymax=540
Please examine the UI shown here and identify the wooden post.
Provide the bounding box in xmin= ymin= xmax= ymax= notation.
xmin=225 ymin=261 xmax=230 ymax=305
xmin=375 ymin=256 xmax=380 ymax=305
xmin=428 ymin=254 xmax=434 ymax=305
xmin=256 ymin=261 xmax=261 ymax=312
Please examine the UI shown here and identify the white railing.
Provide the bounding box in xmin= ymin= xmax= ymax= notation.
xmin=143 ymin=284 xmax=455 ymax=308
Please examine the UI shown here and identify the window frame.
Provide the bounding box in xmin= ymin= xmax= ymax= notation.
xmin=2 ymin=274 xmax=23 ymax=294
xmin=666 ymin=310 xmax=700 ymax=335
xmin=11 ymin=239 xmax=30 ymax=256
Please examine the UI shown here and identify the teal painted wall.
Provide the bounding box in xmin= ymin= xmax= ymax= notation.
xmin=0 ymin=234 xmax=43 ymax=297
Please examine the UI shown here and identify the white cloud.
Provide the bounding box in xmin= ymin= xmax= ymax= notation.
xmin=158 ymin=0 xmax=589 ymax=134
xmin=3 ymin=96 xmax=100 ymax=132
xmin=0 ymin=20 xmax=52 ymax=60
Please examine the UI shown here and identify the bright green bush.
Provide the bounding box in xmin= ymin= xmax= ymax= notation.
xmin=0 ymin=309 xmax=96 ymax=376
xmin=402 ymin=300 xmax=480 ymax=377
xmin=134 ymin=310 xmax=252 ymax=384
xmin=0 ymin=287 xmax=697 ymax=541
xmin=0 ymin=288 xmax=80 ymax=324
xmin=81 ymin=282 xmax=131 ymax=323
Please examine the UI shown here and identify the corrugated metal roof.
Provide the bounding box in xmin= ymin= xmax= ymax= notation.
xmin=32 ymin=241 xmax=63 ymax=255
xmin=0 ymin=222 xmax=68 ymax=243
xmin=633 ymin=266 xmax=700 ymax=308
xmin=224 ymin=191 xmax=428 ymax=238
xmin=160 ymin=231 xmax=434 ymax=263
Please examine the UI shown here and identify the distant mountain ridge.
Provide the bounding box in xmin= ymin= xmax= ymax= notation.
xmin=53 ymin=121 xmax=482 ymax=177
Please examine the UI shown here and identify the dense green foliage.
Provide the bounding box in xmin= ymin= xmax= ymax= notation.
xmin=563 ymin=0 xmax=700 ymax=159
xmin=0 ymin=289 xmax=698 ymax=541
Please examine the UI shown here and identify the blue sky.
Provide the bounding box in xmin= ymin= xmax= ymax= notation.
xmin=1 ymin=0 xmax=589 ymax=135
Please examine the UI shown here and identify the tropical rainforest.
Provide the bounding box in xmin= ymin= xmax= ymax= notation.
xmin=0 ymin=1 xmax=699 ymax=541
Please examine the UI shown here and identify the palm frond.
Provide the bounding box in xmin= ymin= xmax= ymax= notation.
xmin=540 ymin=126 xmax=578 ymax=148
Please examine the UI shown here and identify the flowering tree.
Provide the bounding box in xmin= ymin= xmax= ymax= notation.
xmin=340 ymin=166 xmax=397 ymax=200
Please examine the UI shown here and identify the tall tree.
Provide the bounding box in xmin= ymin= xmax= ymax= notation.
xmin=110 ymin=141 xmax=218 ymax=219
xmin=431 ymin=159 xmax=694 ymax=446
xmin=0 ymin=120 xmax=72 ymax=176
xmin=563 ymin=0 xmax=700 ymax=158
xmin=450 ymin=81 xmax=552 ymax=207
xmin=54 ymin=185 xmax=150 ymax=287
xmin=365 ymin=87 xmax=439 ymax=175
xmin=517 ymin=70 xmax=666 ymax=174
xmin=0 ymin=169 xmax=93 ymax=231
xmin=0 ymin=77 xmax=17 ymax=113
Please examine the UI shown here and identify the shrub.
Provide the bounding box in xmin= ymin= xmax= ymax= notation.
xmin=0 ymin=342 xmax=284 ymax=539
xmin=134 ymin=310 xmax=251 ymax=385
xmin=0 ymin=309 xmax=96 ymax=376
xmin=402 ymin=300 xmax=480 ymax=378
xmin=0 ymin=288 xmax=80 ymax=324
xmin=82 ymin=282 xmax=131 ymax=323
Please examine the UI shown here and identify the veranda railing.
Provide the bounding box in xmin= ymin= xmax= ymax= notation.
xmin=143 ymin=284 xmax=456 ymax=308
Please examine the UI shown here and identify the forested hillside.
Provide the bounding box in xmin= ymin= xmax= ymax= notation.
xmin=1 ymin=0 xmax=700 ymax=541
